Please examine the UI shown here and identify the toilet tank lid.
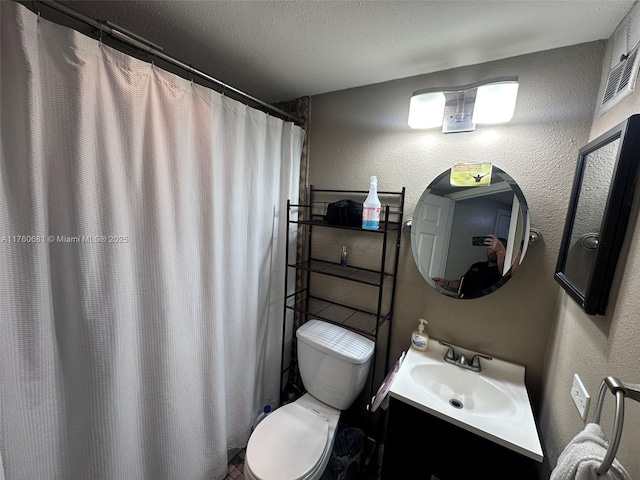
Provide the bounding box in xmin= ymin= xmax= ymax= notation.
xmin=296 ymin=320 xmax=374 ymax=365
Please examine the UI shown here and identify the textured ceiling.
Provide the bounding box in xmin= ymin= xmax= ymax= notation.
xmin=58 ymin=1 xmax=634 ymax=103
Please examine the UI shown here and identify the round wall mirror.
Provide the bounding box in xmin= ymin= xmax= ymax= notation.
xmin=411 ymin=166 xmax=530 ymax=299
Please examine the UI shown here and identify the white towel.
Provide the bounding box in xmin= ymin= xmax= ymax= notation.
xmin=550 ymin=423 xmax=630 ymax=480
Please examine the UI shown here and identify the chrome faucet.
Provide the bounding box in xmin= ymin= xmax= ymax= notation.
xmin=439 ymin=341 xmax=492 ymax=372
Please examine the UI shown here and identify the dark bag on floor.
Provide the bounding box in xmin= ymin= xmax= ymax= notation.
xmin=325 ymin=200 xmax=362 ymax=227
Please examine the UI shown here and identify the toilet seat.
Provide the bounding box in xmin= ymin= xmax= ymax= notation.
xmin=245 ymin=402 xmax=331 ymax=480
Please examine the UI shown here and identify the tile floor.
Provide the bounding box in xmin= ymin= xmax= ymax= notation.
xmin=224 ymin=449 xmax=245 ymax=480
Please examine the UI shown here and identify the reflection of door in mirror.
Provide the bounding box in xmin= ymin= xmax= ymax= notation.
xmin=412 ymin=194 xmax=454 ymax=279
xmin=496 ymin=206 xmax=512 ymax=266
xmin=507 ymin=195 xmax=524 ymax=272
xmin=564 ymin=138 xmax=619 ymax=294
xmin=495 ymin=209 xmax=511 ymax=238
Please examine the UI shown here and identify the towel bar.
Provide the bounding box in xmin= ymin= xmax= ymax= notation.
xmin=592 ymin=376 xmax=640 ymax=475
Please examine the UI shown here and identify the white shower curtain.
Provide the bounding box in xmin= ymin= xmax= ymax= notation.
xmin=0 ymin=3 xmax=303 ymax=479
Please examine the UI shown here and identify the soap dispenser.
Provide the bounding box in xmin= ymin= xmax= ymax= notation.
xmin=411 ymin=319 xmax=429 ymax=351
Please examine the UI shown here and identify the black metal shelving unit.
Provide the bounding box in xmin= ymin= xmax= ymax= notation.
xmin=279 ymin=185 xmax=405 ymax=475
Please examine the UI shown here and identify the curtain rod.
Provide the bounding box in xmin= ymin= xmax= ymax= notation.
xmin=30 ymin=0 xmax=303 ymax=125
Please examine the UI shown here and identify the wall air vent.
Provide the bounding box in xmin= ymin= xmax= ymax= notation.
xmin=601 ymin=46 xmax=640 ymax=110
xmin=600 ymin=2 xmax=640 ymax=115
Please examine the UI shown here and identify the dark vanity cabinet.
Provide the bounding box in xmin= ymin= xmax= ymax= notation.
xmin=381 ymin=397 xmax=538 ymax=479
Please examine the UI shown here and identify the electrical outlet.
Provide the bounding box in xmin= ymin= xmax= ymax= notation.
xmin=571 ymin=373 xmax=590 ymax=420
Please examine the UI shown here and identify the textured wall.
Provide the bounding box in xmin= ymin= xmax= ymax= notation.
xmin=307 ymin=42 xmax=605 ymax=474
xmin=539 ymin=36 xmax=640 ymax=478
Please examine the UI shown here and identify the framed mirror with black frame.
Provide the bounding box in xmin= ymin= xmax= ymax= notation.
xmin=555 ymin=114 xmax=640 ymax=315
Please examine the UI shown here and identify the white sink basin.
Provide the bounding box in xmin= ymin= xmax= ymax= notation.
xmin=389 ymin=342 xmax=543 ymax=462
xmin=409 ymin=363 xmax=517 ymax=418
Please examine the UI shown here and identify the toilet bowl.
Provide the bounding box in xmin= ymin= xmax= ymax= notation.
xmin=245 ymin=320 xmax=374 ymax=480
xmin=244 ymin=394 xmax=339 ymax=480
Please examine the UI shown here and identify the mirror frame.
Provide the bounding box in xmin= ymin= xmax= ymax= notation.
xmin=555 ymin=114 xmax=640 ymax=315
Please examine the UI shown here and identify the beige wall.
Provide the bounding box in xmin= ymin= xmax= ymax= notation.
xmin=539 ymin=36 xmax=640 ymax=477
xmin=307 ymin=42 xmax=611 ymax=476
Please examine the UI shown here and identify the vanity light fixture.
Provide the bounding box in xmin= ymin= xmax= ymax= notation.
xmin=408 ymin=76 xmax=519 ymax=133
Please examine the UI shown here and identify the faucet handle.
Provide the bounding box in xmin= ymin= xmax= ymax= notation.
xmin=470 ymin=353 xmax=493 ymax=368
xmin=438 ymin=341 xmax=458 ymax=361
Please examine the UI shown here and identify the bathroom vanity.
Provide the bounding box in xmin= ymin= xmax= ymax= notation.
xmin=381 ymin=344 xmax=543 ymax=479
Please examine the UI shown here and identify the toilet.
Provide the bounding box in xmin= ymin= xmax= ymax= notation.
xmin=245 ymin=319 xmax=375 ymax=480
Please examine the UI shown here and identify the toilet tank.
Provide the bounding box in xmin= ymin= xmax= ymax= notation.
xmin=296 ymin=320 xmax=375 ymax=410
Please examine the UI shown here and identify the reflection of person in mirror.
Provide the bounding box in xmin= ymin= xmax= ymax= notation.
xmin=432 ymin=235 xmax=507 ymax=298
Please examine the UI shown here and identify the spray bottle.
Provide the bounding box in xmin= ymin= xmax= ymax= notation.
xmin=362 ymin=176 xmax=381 ymax=230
